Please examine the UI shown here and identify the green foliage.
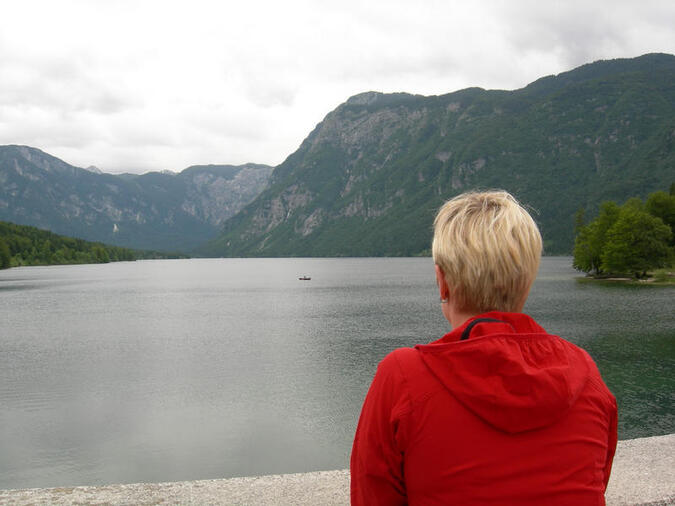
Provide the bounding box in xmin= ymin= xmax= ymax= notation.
xmin=601 ymin=207 xmax=672 ymax=277
xmin=93 ymin=245 xmax=110 ymax=263
xmin=0 ymin=238 xmax=10 ymax=269
xmin=573 ymin=189 xmax=674 ymax=278
xmin=645 ymin=191 xmax=675 ymax=245
xmin=0 ymin=220 xmax=185 ymax=269
xmin=572 ymin=202 xmax=620 ymax=275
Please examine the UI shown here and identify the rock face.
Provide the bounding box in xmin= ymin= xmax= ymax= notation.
xmin=204 ymin=53 xmax=675 ymax=256
xmin=0 ymin=146 xmax=273 ymax=252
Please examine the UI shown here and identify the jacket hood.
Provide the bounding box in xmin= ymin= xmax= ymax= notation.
xmin=415 ymin=312 xmax=591 ymax=433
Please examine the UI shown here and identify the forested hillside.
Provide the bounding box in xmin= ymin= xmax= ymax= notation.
xmin=204 ymin=53 xmax=675 ymax=256
xmin=0 ymin=221 xmax=182 ymax=269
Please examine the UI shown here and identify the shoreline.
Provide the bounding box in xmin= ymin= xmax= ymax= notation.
xmin=576 ymin=275 xmax=675 ymax=286
xmin=1 ymin=434 xmax=672 ymax=505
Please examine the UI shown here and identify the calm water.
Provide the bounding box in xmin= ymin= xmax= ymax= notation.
xmin=0 ymin=257 xmax=673 ymax=490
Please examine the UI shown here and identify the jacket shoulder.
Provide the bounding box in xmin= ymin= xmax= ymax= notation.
xmin=557 ymin=336 xmax=617 ymax=408
xmin=382 ymin=347 xmax=443 ymax=407
xmin=381 ymin=347 xmax=426 ymax=378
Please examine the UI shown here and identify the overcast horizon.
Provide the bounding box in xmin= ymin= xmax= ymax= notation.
xmin=1 ymin=0 xmax=674 ymax=174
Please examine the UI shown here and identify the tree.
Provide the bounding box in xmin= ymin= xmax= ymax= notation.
xmin=573 ymin=224 xmax=597 ymax=274
xmin=623 ymin=197 xmax=644 ymax=210
xmin=39 ymin=239 xmax=53 ymax=264
xmin=645 ymin=191 xmax=675 ymax=246
xmin=0 ymin=238 xmax=10 ymax=269
xmin=93 ymin=246 xmax=110 ymax=263
xmin=573 ymin=201 xmax=620 ymax=275
xmin=601 ymin=207 xmax=672 ymax=278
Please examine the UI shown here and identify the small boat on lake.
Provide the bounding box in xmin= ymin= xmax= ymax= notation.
xmin=298 ymin=276 xmax=311 ymax=281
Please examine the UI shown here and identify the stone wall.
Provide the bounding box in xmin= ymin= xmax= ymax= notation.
xmin=1 ymin=433 xmax=672 ymax=505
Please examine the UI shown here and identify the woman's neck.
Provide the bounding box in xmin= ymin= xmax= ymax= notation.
xmin=448 ymin=308 xmax=480 ymax=330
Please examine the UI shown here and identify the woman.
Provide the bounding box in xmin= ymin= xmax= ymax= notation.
xmin=350 ymin=191 xmax=617 ymax=505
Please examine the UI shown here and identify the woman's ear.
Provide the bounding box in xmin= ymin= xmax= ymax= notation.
xmin=435 ymin=265 xmax=450 ymax=302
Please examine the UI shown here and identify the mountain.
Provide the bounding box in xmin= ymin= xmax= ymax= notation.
xmin=204 ymin=53 xmax=675 ymax=256
xmin=0 ymin=145 xmax=273 ymax=252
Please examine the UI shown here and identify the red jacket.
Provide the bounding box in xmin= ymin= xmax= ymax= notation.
xmin=351 ymin=312 xmax=617 ymax=505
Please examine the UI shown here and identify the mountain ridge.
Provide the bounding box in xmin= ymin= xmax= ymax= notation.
xmin=203 ymin=53 xmax=675 ymax=256
xmin=0 ymin=145 xmax=273 ymax=251
xmin=3 ymin=53 xmax=673 ymax=256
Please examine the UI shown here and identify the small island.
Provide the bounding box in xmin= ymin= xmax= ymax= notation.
xmin=573 ymin=186 xmax=675 ymax=285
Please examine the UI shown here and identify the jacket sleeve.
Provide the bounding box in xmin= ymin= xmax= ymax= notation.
xmin=350 ymin=351 xmax=411 ymax=506
xmin=603 ymin=394 xmax=618 ymax=490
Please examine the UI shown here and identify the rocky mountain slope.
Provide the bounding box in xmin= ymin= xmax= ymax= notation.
xmin=204 ymin=53 xmax=675 ymax=256
xmin=0 ymin=145 xmax=273 ymax=251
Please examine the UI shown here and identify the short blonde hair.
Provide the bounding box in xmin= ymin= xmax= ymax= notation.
xmin=432 ymin=191 xmax=542 ymax=313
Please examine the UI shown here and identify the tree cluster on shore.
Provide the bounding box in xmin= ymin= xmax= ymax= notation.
xmin=573 ymin=185 xmax=675 ymax=279
xmin=0 ymin=220 xmax=184 ymax=270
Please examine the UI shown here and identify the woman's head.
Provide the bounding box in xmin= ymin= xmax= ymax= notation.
xmin=432 ymin=191 xmax=542 ymax=314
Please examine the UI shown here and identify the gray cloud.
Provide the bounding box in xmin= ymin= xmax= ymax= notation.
xmin=495 ymin=1 xmax=675 ymax=69
xmin=0 ymin=0 xmax=672 ymax=173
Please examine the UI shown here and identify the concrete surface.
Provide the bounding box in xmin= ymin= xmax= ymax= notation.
xmin=0 ymin=433 xmax=672 ymax=505
xmin=605 ymin=433 xmax=674 ymax=506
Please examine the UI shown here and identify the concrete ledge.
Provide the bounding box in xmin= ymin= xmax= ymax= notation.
xmin=1 ymin=434 xmax=672 ymax=505
xmin=605 ymin=434 xmax=674 ymax=506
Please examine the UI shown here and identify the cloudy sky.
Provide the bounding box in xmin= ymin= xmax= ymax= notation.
xmin=1 ymin=0 xmax=673 ymax=174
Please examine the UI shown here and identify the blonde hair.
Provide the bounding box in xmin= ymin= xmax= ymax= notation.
xmin=432 ymin=191 xmax=542 ymax=313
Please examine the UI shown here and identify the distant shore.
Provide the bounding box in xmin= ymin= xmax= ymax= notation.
xmin=576 ymin=270 xmax=675 ymax=286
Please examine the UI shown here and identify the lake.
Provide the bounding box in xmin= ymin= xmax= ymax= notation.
xmin=0 ymin=257 xmax=673 ymax=490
